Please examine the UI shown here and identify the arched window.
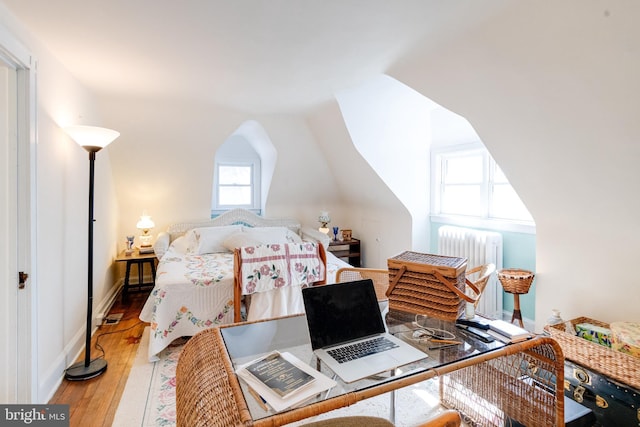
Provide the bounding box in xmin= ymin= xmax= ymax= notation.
xmin=212 ymin=135 xmax=261 ymax=215
xmin=211 ymin=120 xmax=276 ymax=217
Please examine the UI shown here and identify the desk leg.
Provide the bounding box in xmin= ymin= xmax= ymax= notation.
xmin=124 ymin=261 xmax=132 ymax=300
xmin=389 ymin=369 xmax=396 ymax=424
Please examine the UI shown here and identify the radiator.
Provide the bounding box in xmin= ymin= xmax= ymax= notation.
xmin=437 ymin=225 xmax=503 ymax=318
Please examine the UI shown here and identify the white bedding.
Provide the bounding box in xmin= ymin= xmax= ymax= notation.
xmin=139 ymin=235 xmax=350 ymax=361
xmin=138 ymin=244 xmax=235 ymax=360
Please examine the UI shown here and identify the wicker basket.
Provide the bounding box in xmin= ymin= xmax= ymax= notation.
xmin=546 ymin=316 xmax=640 ymax=389
xmin=386 ymin=251 xmax=469 ymax=321
xmin=497 ymin=268 xmax=534 ymax=294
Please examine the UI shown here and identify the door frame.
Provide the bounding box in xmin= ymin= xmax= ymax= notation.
xmin=0 ymin=23 xmax=38 ymax=403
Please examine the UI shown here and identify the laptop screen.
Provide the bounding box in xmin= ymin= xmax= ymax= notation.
xmin=302 ymin=279 xmax=386 ymax=350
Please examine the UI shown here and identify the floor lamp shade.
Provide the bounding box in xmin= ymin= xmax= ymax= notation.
xmin=64 ymin=125 xmax=120 ymax=152
xmin=63 ymin=125 xmax=119 ymax=380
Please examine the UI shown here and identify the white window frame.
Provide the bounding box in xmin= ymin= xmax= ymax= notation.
xmin=431 ymin=143 xmax=535 ymax=234
xmin=212 ymin=160 xmax=260 ymax=215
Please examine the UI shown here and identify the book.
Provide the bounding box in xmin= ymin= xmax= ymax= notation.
xmin=487 ymin=319 xmax=532 ymax=343
xmin=243 ymin=351 xmax=315 ymax=398
xmin=236 ymin=351 xmax=337 ymax=412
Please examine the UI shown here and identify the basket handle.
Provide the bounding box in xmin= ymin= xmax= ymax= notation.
xmin=385 ymin=265 xmax=407 ymax=297
xmin=465 ymin=279 xmax=481 ymax=296
xmin=434 ymin=271 xmax=477 ymax=304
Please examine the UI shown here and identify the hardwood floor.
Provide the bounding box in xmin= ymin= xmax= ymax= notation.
xmin=49 ymin=290 xmax=151 ymax=427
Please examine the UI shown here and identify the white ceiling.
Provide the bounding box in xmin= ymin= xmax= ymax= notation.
xmin=2 ymin=1 xmax=508 ymax=114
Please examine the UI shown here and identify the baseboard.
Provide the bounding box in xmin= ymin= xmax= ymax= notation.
xmin=95 ymin=278 xmax=125 ymax=324
xmin=40 ymin=280 xmax=126 ymax=403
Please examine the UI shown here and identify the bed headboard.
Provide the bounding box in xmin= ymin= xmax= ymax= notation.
xmin=165 ymin=208 xmax=301 ymax=242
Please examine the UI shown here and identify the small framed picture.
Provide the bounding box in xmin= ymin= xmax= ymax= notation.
xmin=341 ymin=229 xmax=352 ymax=241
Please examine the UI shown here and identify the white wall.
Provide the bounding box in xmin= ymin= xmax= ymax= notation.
xmin=100 ymin=95 xmax=342 ymax=245
xmin=335 ymin=75 xmax=434 ymax=255
xmin=306 ymin=100 xmax=413 ymax=267
xmin=389 ymin=1 xmax=640 ymax=330
xmin=430 ymin=108 xmax=481 ymax=148
xmin=0 ymin=5 xmax=120 ymax=402
xmin=102 ymin=89 xmax=421 ymax=269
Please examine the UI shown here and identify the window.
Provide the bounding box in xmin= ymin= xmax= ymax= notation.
xmin=212 ymin=159 xmax=260 ymax=215
xmin=217 ymin=164 xmax=253 ymax=206
xmin=432 ymin=145 xmax=534 ymax=227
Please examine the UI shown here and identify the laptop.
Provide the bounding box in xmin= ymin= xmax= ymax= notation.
xmin=302 ymin=279 xmax=427 ymax=383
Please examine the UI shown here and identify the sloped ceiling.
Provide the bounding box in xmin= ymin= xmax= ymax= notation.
xmin=1 ymin=0 xmax=509 ymax=114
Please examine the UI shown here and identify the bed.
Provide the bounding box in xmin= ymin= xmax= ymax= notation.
xmin=139 ymin=208 xmax=351 ymax=361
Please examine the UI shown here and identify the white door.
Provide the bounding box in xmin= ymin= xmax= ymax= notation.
xmin=0 ymin=49 xmax=19 ymax=404
xmin=1 ymin=29 xmax=35 ymax=403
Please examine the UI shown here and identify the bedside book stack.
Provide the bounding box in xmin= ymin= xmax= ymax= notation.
xmin=487 ymin=319 xmax=533 ymax=343
xmin=236 ymin=351 xmax=336 ymax=412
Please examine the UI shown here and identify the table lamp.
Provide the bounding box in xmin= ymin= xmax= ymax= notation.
xmin=318 ymin=211 xmax=331 ymax=234
xmin=136 ymin=212 xmax=155 ymax=253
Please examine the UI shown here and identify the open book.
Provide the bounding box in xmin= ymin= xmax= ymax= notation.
xmin=243 ymin=351 xmax=316 ymax=398
xmin=236 ymin=351 xmax=336 ymax=412
xmin=487 ymin=319 xmax=533 ymax=343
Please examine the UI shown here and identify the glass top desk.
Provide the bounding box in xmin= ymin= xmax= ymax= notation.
xmin=197 ymin=310 xmax=565 ymax=427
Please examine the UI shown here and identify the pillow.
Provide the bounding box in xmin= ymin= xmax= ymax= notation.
xmin=169 ymin=235 xmax=191 ymax=254
xmin=153 ymin=232 xmax=170 ymax=259
xmin=180 ymin=229 xmax=199 ymax=253
xmin=222 ymin=232 xmax=261 ymax=252
xmin=242 ymin=226 xmax=302 ymax=245
xmin=187 ymin=225 xmax=243 ymax=254
xmin=300 ymin=226 xmax=331 ymax=251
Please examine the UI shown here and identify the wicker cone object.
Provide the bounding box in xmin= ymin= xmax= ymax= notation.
xmin=497 ymin=269 xmax=534 ymax=295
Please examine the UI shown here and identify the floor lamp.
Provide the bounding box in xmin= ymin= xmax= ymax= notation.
xmin=63 ymin=125 xmax=120 ymax=381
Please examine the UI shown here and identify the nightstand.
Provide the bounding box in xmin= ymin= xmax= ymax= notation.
xmin=115 ymin=249 xmax=157 ymax=299
xmin=328 ymin=238 xmax=361 ymax=267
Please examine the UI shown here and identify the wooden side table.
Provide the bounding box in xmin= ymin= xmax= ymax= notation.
xmin=115 ymin=249 xmax=157 ymax=299
xmin=328 ymin=238 xmax=361 ymax=267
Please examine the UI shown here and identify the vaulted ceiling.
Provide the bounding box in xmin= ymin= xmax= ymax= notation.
xmin=2 ymin=0 xmax=508 ymax=114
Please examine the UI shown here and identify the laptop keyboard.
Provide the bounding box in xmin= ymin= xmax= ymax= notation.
xmin=327 ymin=336 xmax=399 ymax=363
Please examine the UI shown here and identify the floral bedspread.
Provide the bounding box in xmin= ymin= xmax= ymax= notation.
xmin=139 ymin=242 xmax=350 ymax=361
xmin=139 ymin=247 xmax=235 ymax=361
xmin=239 ymin=242 xmax=325 ymax=295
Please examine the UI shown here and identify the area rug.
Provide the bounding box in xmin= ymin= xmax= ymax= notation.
xmin=113 ymin=328 xmax=455 ymax=427
xmin=112 ymin=328 xmax=187 ymax=427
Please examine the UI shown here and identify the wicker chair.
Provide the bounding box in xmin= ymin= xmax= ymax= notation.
xmin=335 ymin=267 xmax=389 ymax=302
xmin=465 ymin=263 xmax=495 ymax=309
xmin=176 ymin=328 xmax=249 ymax=427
